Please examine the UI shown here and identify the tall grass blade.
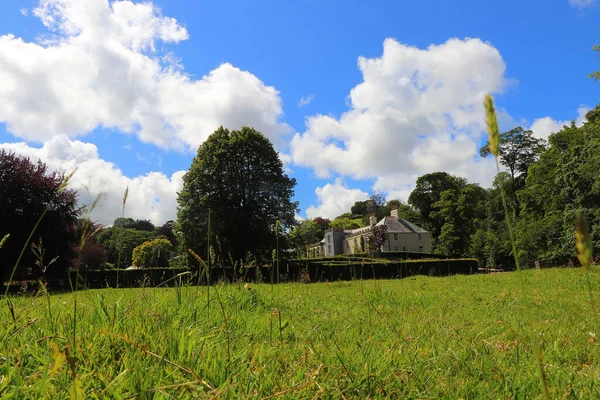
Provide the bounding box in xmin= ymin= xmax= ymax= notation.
xmin=575 ymin=211 xmax=597 ymax=317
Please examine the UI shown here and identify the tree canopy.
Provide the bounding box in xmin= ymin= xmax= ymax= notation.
xmin=516 ymin=106 xmax=600 ymax=267
xmin=590 ymin=44 xmax=600 ymax=82
xmin=480 ymin=126 xmax=546 ymax=182
xmin=177 ymin=126 xmax=298 ymax=264
xmin=0 ymin=150 xmax=79 ymax=280
xmin=408 ymin=172 xmax=467 ymax=240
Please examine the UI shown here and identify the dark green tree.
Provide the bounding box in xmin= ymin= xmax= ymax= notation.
xmin=312 ymin=217 xmax=331 ymax=240
xmin=177 ymin=126 xmax=298 ymax=264
xmin=113 ymin=217 xmax=155 ymax=231
xmin=431 ymin=183 xmax=487 ymax=257
xmin=408 ymin=172 xmax=467 ymax=240
xmin=516 ymin=105 xmax=600 ymax=267
xmin=480 ymin=127 xmax=546 ymax=182
xmin=288 ymin=219 xmax=321 ymax=256
xmin=350 ymin=201 xmax=368 ymax=216
xmin=155 ymin=220 xmax=177 ymax=247
xmin=97 ymin=227 xmax=155 ymax=268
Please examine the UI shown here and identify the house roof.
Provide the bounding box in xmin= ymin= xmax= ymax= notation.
xmin=375 ymin=216 xmax=428 ymax=234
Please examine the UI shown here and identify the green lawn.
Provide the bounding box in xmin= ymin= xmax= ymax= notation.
xmin=2 ymin=268 xmax=600 ymax=398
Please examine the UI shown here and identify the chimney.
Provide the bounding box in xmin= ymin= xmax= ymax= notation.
xmin=369 ymin=214 xmax=377 ymax=226
xmin=390 ymin=206 xmax=399 ymax=219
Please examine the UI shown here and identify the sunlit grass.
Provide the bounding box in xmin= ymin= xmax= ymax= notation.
xmin=2 ymin=268 xmax=600 ymax=398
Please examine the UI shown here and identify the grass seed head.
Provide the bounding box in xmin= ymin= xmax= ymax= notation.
xmin=0 ymin=233 xmax=9 ymax=249
xmin=58 ymin=168 xmax=77 ymax=193
xmin=484 ymin=94 xmax=500 ymax=158
xmin=122 ymin=186 xmax=129 ymax=208
xmin=575 ymin=211 xmax=593 ymax=268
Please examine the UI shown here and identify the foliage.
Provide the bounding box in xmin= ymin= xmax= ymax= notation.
xmin=330 ymin=218 xmax=361 ymax=230
xmin=288 ymin=220 xmax=321 ymax=255
xmin=154 ymin=220 xmax=177 ymax=247
xmin=0 ymin=150 xmax=79 ymax=280
xmin=408 ymin=172 xmax=467 ymax=244
xmin=97 ymin=227 xmax=156 ymax=268
xmin=79 ymin=242 xmax=108 ymax=270
xmin=334 ymin=212 xmax=355 ymax=220
xmin=131 ymin=238 xmax=173 ymax=268
xmin=177 ymin=126 xmax=298 ymax=264
xmin=113 ymin=217 xmax=155 ymax=231
xmin=367 ymin=224 xmax=388 ymax=255
xmin=431 ymin=183 xmax=487 ymax=257
xmin=590 ymin=44 xmax=600 ymax=82
xmin=480 ymin=126 xmax=546 ymax=182
xmin=516 ymin=106 xmax=600 ymax=267
xmin=311 ymin=217 xmax=330 ymax=240
xmin=350 ymin=201 xmax=368 ymax=215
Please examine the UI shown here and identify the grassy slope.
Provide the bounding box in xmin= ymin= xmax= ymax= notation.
xmin=2 ymin=268 xmax=600 ymax=398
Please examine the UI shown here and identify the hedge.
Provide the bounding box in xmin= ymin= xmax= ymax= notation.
xmin=2 ymin=258 xmax=479 ymax=292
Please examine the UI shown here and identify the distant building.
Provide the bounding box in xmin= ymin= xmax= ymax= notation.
xmin=308 ymin=207 xmax=430 ymax=256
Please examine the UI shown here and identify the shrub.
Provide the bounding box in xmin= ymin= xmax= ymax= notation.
xmin=132 ymin=238 xmax=173 ymax=268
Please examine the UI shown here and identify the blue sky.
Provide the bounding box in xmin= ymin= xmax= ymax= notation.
xmin=0 ymin=0 xmax=598 ymax=225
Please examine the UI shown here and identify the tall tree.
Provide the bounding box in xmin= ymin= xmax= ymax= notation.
xmin=288 ymin=220 xmax=321 ymax=255
xmin=312 ymin=217 xmax=331 ymax=240
xmin=516 ymin=105 xmax=600 ymax=267
xmin=177 ymin=126 xmax=298 ymax=264
xmin=97 ymin=227 xmax=156 ymax=268
xmin=590 ymin=44 xmax=600 ymax=82
xmin=431 ymin=184 xmax=487 ymax=257
xmin=155 ymin=220 xmax=177 ymax=247
xmin=0 ymin=150 xmax=79 ymax=280
xmin=480 ymin=127 xmax=546 ymax=182
xmin=113 ymin=217 xmax=155 ymax=231
xmin=408 ymin=172 xmax=467 ymax=240
xmin=350 ymin=201 xmax=368 ymax=216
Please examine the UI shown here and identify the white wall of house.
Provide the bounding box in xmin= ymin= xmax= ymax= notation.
xmin=384 ymin=232 xmax=430 ymax=253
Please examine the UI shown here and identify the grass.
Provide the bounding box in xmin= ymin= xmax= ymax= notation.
xmin=2 ymin=268 xmax=600 ymax=398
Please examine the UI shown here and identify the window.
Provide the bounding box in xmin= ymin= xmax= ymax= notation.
xmin=393 ymin=233 xmax=398 ymax=240
xmin=346 ymin=241 xmax=349 ymax=249
xmin=328 ymin=245 xmax=331 ymax=255
xmin=418 ymin=234 xmax=422 ymax=241
xmin=394 ymin=246 xmax=399 ymax=251
xmin=419 ymin=246 xmax=424 ymax=253
xmin=402 ymin=245 xmax=406 ymax=251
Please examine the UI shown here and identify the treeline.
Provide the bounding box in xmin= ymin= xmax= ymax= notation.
xmin=293 ymin=106 xmax=600 ymax=269
xmin=2 ymin=108 xmax=600 ymax=282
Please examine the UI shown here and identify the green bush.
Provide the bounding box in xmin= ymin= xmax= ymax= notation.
xmin=132 ymin=238 xmax=173 ymax=268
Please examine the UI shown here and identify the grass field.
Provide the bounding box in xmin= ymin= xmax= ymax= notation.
xmin=2 ymin=268 xmax=600 ymax=398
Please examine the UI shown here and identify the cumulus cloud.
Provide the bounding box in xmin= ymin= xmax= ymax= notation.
xmin=530 ymin=105 xmax=589 ymax=141
xmin=291 ymin=37 xmax=508 ymax=198
xmin=0 ymin=0 xmax=289 ymax=150
xmin=305 ymin=179 xmax=369 ymax=219
xmin=1 ymin=136 xmax=184 ymax=226
xmin=298 ymin=94 xmax=315 ymax=108
xmin=568 ymin=0 xmax=596 ymax=9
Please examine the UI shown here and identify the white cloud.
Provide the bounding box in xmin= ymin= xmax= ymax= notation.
xmin=305 ymin=179 xmax=369 ymax=219
xmin=530 ymin=105 xmax=589 ymax=141
xmin=1 ymin=135 xmax=184 ymax=226
xmin=298 ymin=94 xmax=315 ymax=108
xmin=291 ymin=37 xmax=508 ymax=196
xmin=0 ymin=0 xmax=289 ymax=150
xmin=20 ymin=8 xmax=29 ymax=16
xmin=568 ymin=0 xmax=596 ymax=9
